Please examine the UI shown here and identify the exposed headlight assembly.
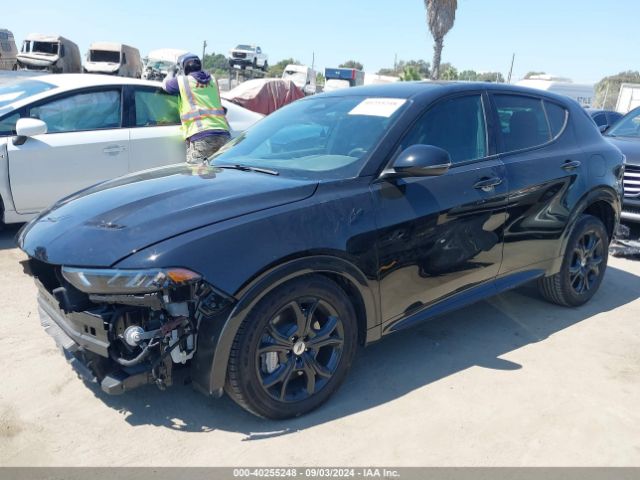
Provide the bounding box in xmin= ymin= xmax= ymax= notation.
xmin=61 ymin=267 xmax=201 ymax=294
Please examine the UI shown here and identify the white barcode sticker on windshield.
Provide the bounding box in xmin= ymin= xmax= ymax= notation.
xmin=348 ymin=98 xmax=406 ymax=117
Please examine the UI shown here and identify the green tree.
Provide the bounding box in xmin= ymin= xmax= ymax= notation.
xmin=316 ymin=71 xmax=325 ymax=86
xmin=339 ymin=60 xmax=364 ymax=71
xmin=477 ymin=71 xmax=504 ymax=83
xmin=378 ymin=59 xmax=430 ymax=78
xmin=399 ymin=66 xmax=422 ymax=81
xmin=425 ymin=0 xmax=458 ymax=80
xmin=459 ymin=69 xmax=478 ymax=81
xmin=595 ymin=71 xmax=640 ymax=110
xmin=202 ymin=52 xmax=230 ymax=77
xmin=524 ymin=71 xmax=546 ymax=79
xmin=267 ymin=58 xmax=300 ymax=78
xmin=439 ymin=62 xmax=458 ymax=80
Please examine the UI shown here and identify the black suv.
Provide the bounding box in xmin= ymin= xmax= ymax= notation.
xmin=19 ymin=82 xmax=624 ymax=419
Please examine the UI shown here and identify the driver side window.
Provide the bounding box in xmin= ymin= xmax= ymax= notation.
xmin=402 ymin=94 xmax=487 ymax=163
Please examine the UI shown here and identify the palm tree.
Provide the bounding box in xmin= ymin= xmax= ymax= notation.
xmin=425 ymin=0 xmax=458 ymax=80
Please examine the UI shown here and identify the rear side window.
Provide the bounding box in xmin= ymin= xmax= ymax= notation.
xmin=134 ymin=89 xmax=180 ymax=126
xmin=494 ymin=94 xmax=551 ymax=153
xmin=29 ymin=90 xmax=121 ymax=133
xmin=402 ymin=94 xmax=487 ymax=163
xmin=545 ymin=101 xmax=568 ymax=137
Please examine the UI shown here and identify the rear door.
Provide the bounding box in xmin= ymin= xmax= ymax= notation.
xmin=371 ymin=92 xmax=508 ymax=328
xmin=7 ymin=87 xmax=128 ymax=213
xmin=126 ymin=85 xmax=184 ymax=172
xmin=488 ymin=92 xmax=585 ymax=274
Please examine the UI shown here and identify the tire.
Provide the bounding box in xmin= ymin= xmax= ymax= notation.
xmin=225 ymin=275 xmax=358 ymax=419
xmin=262 ymin=61 xmax=269 ymax=72
xmin=253 ymin=58 xmax=258 ymax=69
xmin=538 ymin=214 xmax=609 ymax=307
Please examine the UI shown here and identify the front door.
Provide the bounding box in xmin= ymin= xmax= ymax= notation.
xmin=371 ymin=92 xmax=508 ymax=327
xmin=127 ymin=86 xmax=184 ymax=172
xmin=7 ymin=88 xmax=128 ymax=213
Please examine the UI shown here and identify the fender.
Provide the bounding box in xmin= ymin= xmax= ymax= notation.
xmin=195 ymin=255 xmax=380 ymax=396
xmin=548 ymin=185 xmax=621 ymax=275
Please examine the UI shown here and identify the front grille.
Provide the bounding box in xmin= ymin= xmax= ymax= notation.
xmin=623 ymin=164 xmax=640 ymax=198
xmin=233 ymin=52 xmax=246 ymax=59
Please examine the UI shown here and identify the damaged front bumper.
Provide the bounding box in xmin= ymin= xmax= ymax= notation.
xmin=26 ymin=258 xmax=235 ymax=397
xmin=37 ymin=284 xmax=156 ymax=394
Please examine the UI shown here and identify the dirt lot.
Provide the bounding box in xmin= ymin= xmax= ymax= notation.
xmin=0 ymin=223 xmax=639 ymax=466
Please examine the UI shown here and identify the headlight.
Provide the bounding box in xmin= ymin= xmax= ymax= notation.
xmin=61 ymin=267 xmax=201 ymax=294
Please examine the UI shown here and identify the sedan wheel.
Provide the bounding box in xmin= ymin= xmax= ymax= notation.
xmin=225 ymin=276 xmax=357 ymax=419
xmin=538 ymin=214 xmax=609 ymax=306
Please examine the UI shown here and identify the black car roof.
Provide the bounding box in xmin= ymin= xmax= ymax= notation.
xmin=321 ymin=81 xmax=576 ymax=106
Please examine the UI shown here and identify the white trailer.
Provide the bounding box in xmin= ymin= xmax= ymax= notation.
xmin=615 ymin=83 xmax=640 ymax=114
xmin=516 ymin=78 xmax=594 ymax=107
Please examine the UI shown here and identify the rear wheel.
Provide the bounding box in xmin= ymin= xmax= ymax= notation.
xmin=225 ymin=275 xmax=357 ymax=419
xmin=262 ymin=61 xmax=269 ymax=72
xmin=538 ymin=214 xmax=609 ymax=306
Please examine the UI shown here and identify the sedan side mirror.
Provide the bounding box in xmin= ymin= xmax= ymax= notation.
xmin=13 ymin=118 xmax=47 ymax=146
xmin=598 ymin=124 xmax=609 ymax=134
xmin=383 ymin=144 xmax=452 ymax=179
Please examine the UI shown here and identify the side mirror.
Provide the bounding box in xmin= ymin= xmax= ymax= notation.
xmin=16 ymin=118 xmax=47 ymax=137
xmin=13 ymin=118 xmax=47 ymax=146
xmin=383 ymin=144 xmax=452 ymax=179
xmin=598 ymin=124 xmax=609 ymax=134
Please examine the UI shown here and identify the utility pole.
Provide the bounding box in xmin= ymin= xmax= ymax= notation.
xmin=507 ymin=53 xmax=515 ymax=84
xmin=202 ymin=40 xmax=207 ymax=61
xmin=311 ymin=51 xmax=315 ymax=69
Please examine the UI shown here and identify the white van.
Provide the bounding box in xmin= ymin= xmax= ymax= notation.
xmin=17 ymin=34 xmax=81 ymax=73
xmin=516 ymin=77 xmax=594 ymax=107
xmin=0 ymin=30 xmax=18 ymax=70
xmin=84 ymin=42 xmax=142 ymax=78
xmin=282 ymin=64 xmax=316 ymax=95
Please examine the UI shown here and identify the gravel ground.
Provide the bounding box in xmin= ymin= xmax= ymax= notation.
xmin=0 ymin=223 xmax=639 ymax=466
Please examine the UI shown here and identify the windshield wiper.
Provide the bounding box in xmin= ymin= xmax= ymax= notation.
xmin=214 ymin=164 xmax=279 ymax=176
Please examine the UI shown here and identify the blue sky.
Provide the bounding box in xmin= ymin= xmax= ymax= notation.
xmin=5 ymin=0 xmax=639 ymax=83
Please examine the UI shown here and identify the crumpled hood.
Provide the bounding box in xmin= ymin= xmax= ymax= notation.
xmin=606 ymin=136 xmax=640 ymax=167
xmin=18 ymin=164 xmax=317 ymax=267
xmin=84 ymin=62 xmax=120 ymax=73
xmin=16 ymin=53 xmax=59 ymax=67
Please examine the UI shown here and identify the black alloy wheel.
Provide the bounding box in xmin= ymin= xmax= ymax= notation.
xmin=568 ymin=230 xmax=605 ymax=295
xmin=256 ymin=297 xmax=344 ymax=402
xmin=538 ymin=214 xmax=609 ymax=307
xmin=225 ymin=275 xmax=357 ymax=419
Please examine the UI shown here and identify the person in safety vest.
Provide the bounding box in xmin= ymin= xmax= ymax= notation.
xmin=162 ymin=53 xmax=230 ymax=164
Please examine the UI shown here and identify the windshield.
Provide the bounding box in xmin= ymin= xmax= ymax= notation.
xmin=90 ymin=50 xmax=120 ymax=63
xmin=236 ymin=45 xmax=254 ymax=51
xmin=607 ymin=108 xmax=640 ymax=138
xmin=210 ymin=95 xmax=408 ymax=179
xmin=22 ymin=40 xmax=59 ymax=55
xmin=0 ymin=79 xmax=56 ymax=108
xmin=147 ymin=59 xmax=173 ymax=71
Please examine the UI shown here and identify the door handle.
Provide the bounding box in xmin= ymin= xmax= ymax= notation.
xmin=103 ymin=145 xmax=126 ymax=155
xmin=474 ymin=177 xmax=503 ymax=192
xmin=562 ymin=160 xmax=581 ymax=171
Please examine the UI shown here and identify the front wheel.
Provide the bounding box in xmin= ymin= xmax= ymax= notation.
xmin=262 ymin=61 xmax=268 ymax=72
xmin=538 ymin=214 xmax=609 ymax=307
xmin=225 ymin=275 xmax=358 ymax=419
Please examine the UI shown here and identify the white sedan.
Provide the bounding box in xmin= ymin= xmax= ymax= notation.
xmin=0 ymin=73 xmax=263 ymax=225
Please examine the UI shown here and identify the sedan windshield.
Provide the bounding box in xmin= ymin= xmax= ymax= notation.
xmin=0 ymin=79 xmax=55 ymax=108
xmin=607 ymin=108 xmax=640 ymax=138
xmin=210 ymin=95 xmax=408 ymax=179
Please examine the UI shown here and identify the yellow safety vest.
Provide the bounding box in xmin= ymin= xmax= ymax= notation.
xmin=177 ymin=74 xmax=229 ymax=140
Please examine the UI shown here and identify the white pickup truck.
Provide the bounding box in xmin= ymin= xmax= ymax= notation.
xmin=228 ymin=45 xmax=268 ymax=71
